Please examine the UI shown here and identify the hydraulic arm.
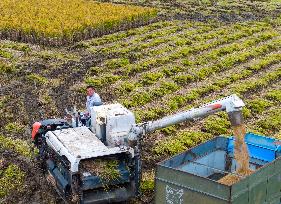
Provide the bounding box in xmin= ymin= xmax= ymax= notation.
xmin=128 ymin=94 xmax=245 ymax=142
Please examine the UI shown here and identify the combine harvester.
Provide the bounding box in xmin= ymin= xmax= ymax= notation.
xmin=31 ymin=94 xmax=281 ymax=203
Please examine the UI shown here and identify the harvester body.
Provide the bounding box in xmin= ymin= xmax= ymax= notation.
xmin=32 ymin=94 xmax=245 ymax=203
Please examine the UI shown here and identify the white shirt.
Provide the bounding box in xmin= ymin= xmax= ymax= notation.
xmin=86 ymin=93 xmax=102 ymax=113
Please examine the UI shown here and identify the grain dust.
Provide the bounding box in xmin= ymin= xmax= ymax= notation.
xmin=218 ymin=124 xmax=254 ymax=185
xmin=233 ymin=124 xmax=250 ymax=174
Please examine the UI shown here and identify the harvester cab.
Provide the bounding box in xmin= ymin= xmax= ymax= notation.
xmin=31 ymin=94 xmax=245 ymax=204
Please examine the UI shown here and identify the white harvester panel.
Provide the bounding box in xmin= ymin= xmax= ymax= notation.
xmin=91 ymin=103 xmax=135 ymax=147
xmin=45 ymin=126 xmax=126 ymax=172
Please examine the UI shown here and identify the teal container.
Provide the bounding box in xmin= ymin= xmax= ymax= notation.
xmin=155 ymin=133 xmax=281 ymax=204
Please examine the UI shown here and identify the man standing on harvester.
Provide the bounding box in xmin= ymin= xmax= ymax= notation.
xmin=86 ymin=85 xmax=102 ymax=114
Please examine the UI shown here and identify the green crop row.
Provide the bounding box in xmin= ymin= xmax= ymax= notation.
xmin=118 ymin=24 xmax=267 ymax=74
xmin=0 ymin=164 xmax=25 ymax=198
xmin=0 ymin=61 xmax=16 ymax=74
xmin=110 ymin=25 xmax=270 ymax=96
xmin=0 ymin=135 xmax=37 ymax=158
xmin=187 ymin=31 xmax=277 ymax=67
xmin=83 ymin=20 xmax=185 ymax=47
xmin=237 ymin=88 xmax=281 ymax=121
xmin=85 ymin=74 xmax=121 ymax=88
xmin=182 ymin=79 xmax=281 ymax=137
xmin=170 ymin=60 xmax=281 ymax=116
xmin=265 ymin=89 xmax=281 ymax=102
xmin=144 ymin=31 xmax=276 ymax=86
xmin=255 ymin=108 xmax=281 ymax=135
xmin=145 ymin=23 xmax=266 ymax=64
xmin=157 ymin=31 xmax=276 ymax=86
xmin=0 ymin=49 xmax=13 ymax=59
xmin=3 ymin=122 xmax=25 ymax=134
xmin=117 ymin=24 xmax=214 ymax=54
xmin=95 ymin=21 xmax=267 ymax=77
xmin=135 ymin=51 xmax=281 ymax=121
xmin=153 ymin=131 xmax=212 ymax=155
xmin=85 ymin=22 xmax=269 ymax=90
xmin=0 ymin=41 xmax=31 ymax=52
xmin=92 ymin=22 xmax=214 ymax=56
xmin=123 ymin=37 xmax=281 ymax=109
xmin=246 ymin=98 xmax=273 ymax=115
xmin=232 ymin=67 xmax=281 ymax=95
xmin=153 ymin=89 xmax=281 ymax=156
xmin=202 ymin=112 xmax=232 ymax=135
xmin=26 ymin=73 xmax=48 ymax=85
xmin=123 ymin=81 xmax=179 ymax=108
xmin=86 ymin=26 xmax=178 ymax=53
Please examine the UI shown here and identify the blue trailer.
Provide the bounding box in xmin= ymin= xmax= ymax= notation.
xmin=155 ymin=133 xmax=281 ymax=204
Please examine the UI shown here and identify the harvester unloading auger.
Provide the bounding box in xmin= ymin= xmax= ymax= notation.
xmin=31 ymin=94 xmax=245 ymax=204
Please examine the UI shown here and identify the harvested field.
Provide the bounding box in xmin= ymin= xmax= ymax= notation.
xmin=1 ymin=0 xmax=281 ymax=203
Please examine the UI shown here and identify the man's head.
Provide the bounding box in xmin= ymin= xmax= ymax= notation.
xmin=86 ymin=85 xmax=95 ymax=97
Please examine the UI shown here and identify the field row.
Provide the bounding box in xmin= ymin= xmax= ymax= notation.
xmin=85 ymin=22 xmax=269 ymax=77
xmin=139 ymin=62 xmax=281 ymax=122
xmin=84 ymin=22 xmax=271 ymax=95
xmin=121 ymin=34 xmax=280 ymax=108
xmin=153 ymin=82 xmax=281 ymax=155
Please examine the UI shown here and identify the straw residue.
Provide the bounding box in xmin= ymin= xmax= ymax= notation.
xmin=80 ymin=159 xmax=120 ymax=181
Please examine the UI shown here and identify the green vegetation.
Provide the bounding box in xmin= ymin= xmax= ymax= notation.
xmin=0 ymin=41 xmax=31 ymax=52
xmin=0 ymin=49 xmax=13 ymax=58
xmin=0 ymin=164 xmax=25 ymax=198
xmin=0 ymin=61 xmax=16 ymax=74
xmin=140 ymin=171 xmax=155 ymax=193
xmin=154 ymin=131 xmax=212 ymax=155
xmin=0 ymin=135 xmax=36 ymax=158
xmin=105 ymin=58 xmax=130 ymax=70
xmin=4 ymin=122 xmax=25 ymax=134
xmin=256 ymin=109 xmax=281 ymax=134
xmin=247 ymin=98 xmax=273 ymax=114
xmin=203 ymin=114 xmax=231 ymax=135
xmin=141 ymin=72 xmax=164 ymax=85
xmin=82 ymin=159 xmax=121 ymax=182
xmin=99 ymin=160 xmax=120 ymax=181
xmin=36 ymin=50 xmax=79 ymax=61
xmin=0 ymin=97 xmax=6 ymax=109
xmin=26 ymin=73 xmax=48 ymax=85
xmin=2 ymin=2 xmax=281 ymax=201
xmin=266 ymin=90 xmax=281 ymax=102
